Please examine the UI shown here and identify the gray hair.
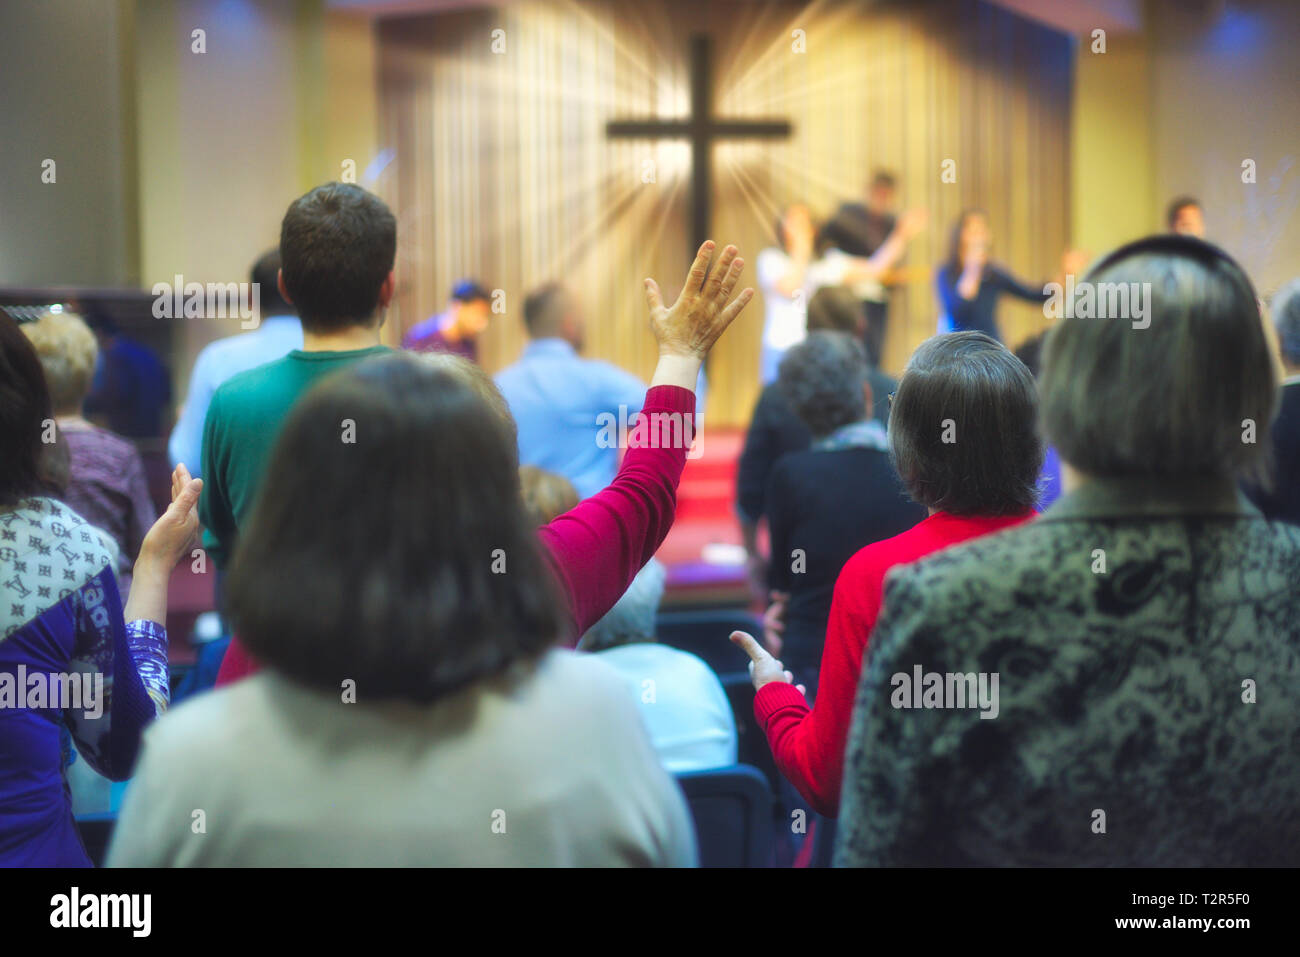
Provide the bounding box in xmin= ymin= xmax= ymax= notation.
xmin=1271 ymin=278 xmax=1300 ymax=367
xmin=777 ymin=331 xmax=868 ymax=438
xmin=1041 ymin=236 xmax=1275 ymax=478
xmin=579 ymin=559 xmax=666 ymax=652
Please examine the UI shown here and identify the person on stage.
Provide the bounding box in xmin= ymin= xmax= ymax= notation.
xmin=935 ymin=208 xmax=1082 ymax=343
xmin=1166 ymin=196 xmax=1206 ymax=239
xmin=819 ymin=171 xmax=902 ymax=365
xmin=757 ymin=201 xmax=924 ymax=383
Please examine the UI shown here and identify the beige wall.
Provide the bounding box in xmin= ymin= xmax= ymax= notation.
xmin=1071 ymin=31 xmax=1154 ymax=257
xmin=132 ymin=0 xmax=380 ymax=396
xmin=1148 ymin=0 xmax=1300 ymax=297
xmin=0 ymin=0 xmax=137 ymax=286
xmin=1071 ymin=0 xmax=1300 ymax=299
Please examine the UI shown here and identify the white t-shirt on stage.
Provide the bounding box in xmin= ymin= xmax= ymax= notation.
xmin=756 ymin=248 xmax=853 ymax=350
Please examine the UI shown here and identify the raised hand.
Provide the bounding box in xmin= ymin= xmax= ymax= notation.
xmin=644 ymin=241 xmax=753 ymax=361
xmin=730 ymin=629 xmax=805 ymax=696
xmin=139 ymin=464 xmax=203 ymax=568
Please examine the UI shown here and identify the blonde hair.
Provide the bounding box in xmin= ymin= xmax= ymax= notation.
xmin=519 ymin=466 xmax=579 ymax=526
xmin=21 ymin=312 xmax=98 ymax=415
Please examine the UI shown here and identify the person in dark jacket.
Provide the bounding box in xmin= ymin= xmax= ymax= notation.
xmin=736 ymin=287 xmax=897 ymax=599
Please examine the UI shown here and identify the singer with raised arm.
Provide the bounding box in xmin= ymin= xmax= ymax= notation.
xmin=935 ymin=209 xmax=1085 ymax=342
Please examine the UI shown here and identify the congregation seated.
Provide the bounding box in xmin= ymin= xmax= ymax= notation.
xmin=22 ymin=310 xmax=157 ymax=592
xmin=579 ymin=559 xmax=738 ymax=773
xmin=733 ymin=330 xmax=1040 ymax=816
xmin=0 ymin=316 xmax=200 ymax=867
xmin=760 ymin=331 xmax=926 ymax=692
xmin=835 ymin=236 xmax=1300 ymax=865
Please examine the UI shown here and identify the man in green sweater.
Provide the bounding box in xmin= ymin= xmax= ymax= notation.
xmin=199 ymin=183 xmax=396 ymax=570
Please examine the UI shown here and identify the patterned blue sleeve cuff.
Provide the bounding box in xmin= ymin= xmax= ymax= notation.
xmin=126 ymin=619 xmax=170 ymax=714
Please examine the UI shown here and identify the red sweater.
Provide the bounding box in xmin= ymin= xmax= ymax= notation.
xmin=215 ymin=384 xmax=695 ymax=686
xmin=753 ymin=509 xmax=1035 ymax=817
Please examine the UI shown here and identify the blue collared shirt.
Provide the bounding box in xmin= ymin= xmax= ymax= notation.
xmin=494 ymin=338 xmax=647 ymax=499
xmin=168 ymin=315 xmax=303 ymax=478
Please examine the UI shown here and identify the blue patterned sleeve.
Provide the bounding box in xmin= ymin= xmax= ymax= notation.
xmin=64 ymin=568 xmax=170 ymax=780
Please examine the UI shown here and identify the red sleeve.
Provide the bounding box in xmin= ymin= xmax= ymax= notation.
xmin=537 ymin=384 xmax=694 ymax=644
xmin=753 ymin=549 xmax=883 ymax=817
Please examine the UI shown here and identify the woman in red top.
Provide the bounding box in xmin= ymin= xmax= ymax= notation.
xmin=733 ymin=331 xmax=1042 ymax=817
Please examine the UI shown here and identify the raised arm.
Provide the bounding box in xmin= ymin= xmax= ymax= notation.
xmin=66 ymin=465 xmax=201 ymax=778
xmin=835 ymin=208 xmax=928 ymax=285
xmin=539 ymin=241 xmax=754 ymax=641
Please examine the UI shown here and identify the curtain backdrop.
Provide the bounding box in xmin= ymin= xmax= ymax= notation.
xmin=377 ymin=0 xmax=1072 ymax=426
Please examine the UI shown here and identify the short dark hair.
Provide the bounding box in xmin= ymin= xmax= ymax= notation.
xmin=523 ymin=282 xmax=566 ymax=336
xmin=279 ymin=183 xmax=396 ymax=332
xmin=1166 ymin=196 xmax=1201 ymax=230
xmin=889 ymin=331 xmax=1042 ymax=515
xmin=870 ymin=171 xmax=897 ymax=191
xmin=251 ymin=249 xmax=293 ymax=316
xmin=0 ymin=315 xmax=67 ymax=506
xmin=1041 ymin=235 xmax=1274 ymax=479
xmin=224 ymin=352 xmax=565 ymax=703
xmin=778 ymin=331 xmax=868 ymax=438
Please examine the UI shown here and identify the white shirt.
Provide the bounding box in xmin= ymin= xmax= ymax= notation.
xmin=107 ymin=650 xmax=697 ymax=867
xmin=595 ymin=644 xmax=738 ymax=774
xmin=756 ymin=248 xmax=856 ymax=350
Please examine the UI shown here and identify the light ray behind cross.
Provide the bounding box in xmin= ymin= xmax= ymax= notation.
xmin=607 ymin=33 xmax=794 ymax=258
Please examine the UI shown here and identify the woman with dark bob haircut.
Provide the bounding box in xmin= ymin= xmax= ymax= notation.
xmin=0 ymin=315 xmax=201 ymax=867
xmin=109 ymin=247 xmax=755 ymax=867
xmin=837 ymin=235 xmax=1300 ymax=866
xmin=733 ymin=330 xmax=1041 ymax=822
